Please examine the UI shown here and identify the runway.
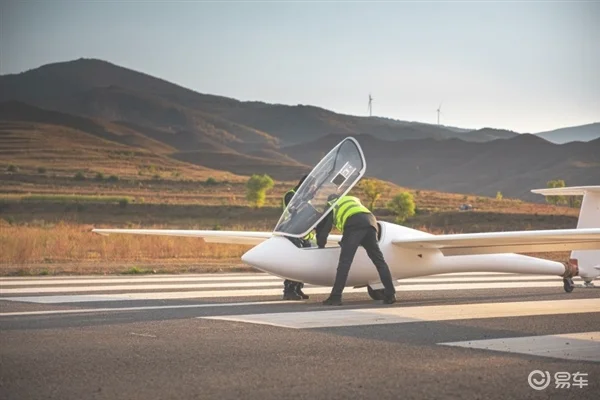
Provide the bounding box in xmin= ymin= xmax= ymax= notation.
xmin=1 ymin=272 xmax=599 ymax=400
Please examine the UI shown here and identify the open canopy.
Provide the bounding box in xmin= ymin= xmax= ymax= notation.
xmin=273 ymin=137 xmax=366 ymax=238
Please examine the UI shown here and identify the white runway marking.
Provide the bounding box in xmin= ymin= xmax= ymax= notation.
xmin=201 ymin=299 xmax=600 ymax=329
xmin=0 ymin=275 xmax=560 ymax=294
xmin=0 ymin=281 xmax=565 ymax=303
xmin=439 ymin=331 xmax=600 ymax=362
xmin=0 ymin=281 xmax=288 ymax=294
xmin=0 ymin=272 xmax=561 ymax=286
xmin=0 ymin=274 xmax=282 ymax=286
xmin=0 ymin=300 xmax=301 ymax=317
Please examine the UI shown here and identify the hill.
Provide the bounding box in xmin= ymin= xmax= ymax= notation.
xmin=1 ymin=58 xmax=599 ymax=200
xmin=284 ymin=134 xmax=600 ymax=201
xmin=534 ymin=122 xmax=600 ymax=144
xmin=451 ymin=128 xmax=519 ymax=142
xmin=0 ymin=58 xmax=519 ymax=146
xmin=0 ymin=101 xmax=240 ymax=181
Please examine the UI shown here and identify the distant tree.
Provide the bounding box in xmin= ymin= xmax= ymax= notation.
xmin=73 ymin=171 xmax=85 ymax=181
xmin=387 ymin=192 xmax=416 ymax=223
xmin=94 ymin=172 xmax=105 ymax=181
xmin=546 ymin=179 xmax=567 ymax=205
xmin=496 ymin=191 xmax=503 ymax=201
xmin=37 ymin=166 xmax=47 ymax=174
xmin=359 ymin=179 xmax=388 ymax=210
xmin=205 ymin=177 xmax=218 ymax=186
xmin=246 ymin=174 xmax=274 ymax=208
xmin=7 ymin=164 xmax=18 ymax=173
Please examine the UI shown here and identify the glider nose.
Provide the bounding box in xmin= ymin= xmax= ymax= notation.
xmin=241 ymin=244 xmax=264 ymax=267
xmin=241 ymin=237 xmax=275 ymax=269
xmin=241 ymin=236 xmax=290 ymax=274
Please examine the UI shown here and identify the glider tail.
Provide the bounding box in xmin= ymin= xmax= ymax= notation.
xmin=532 ymin=185 xmax=600 ymax=279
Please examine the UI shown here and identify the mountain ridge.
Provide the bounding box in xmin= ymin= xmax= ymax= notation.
xmin=1 ymin=58 xmax=599 ymax=199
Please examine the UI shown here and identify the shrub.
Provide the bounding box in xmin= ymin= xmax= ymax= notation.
xmin=74 ymin=171 xmax=85 ymax=181
xmin=387 ymin=192 xmax=416 ymax=223
xmin=246 ymin=174 xmax=274 ymax=208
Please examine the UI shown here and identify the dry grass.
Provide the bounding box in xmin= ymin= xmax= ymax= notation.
xmin=0 ymin=219 xmax=572 ymax=276
xmin=0 ymin=168 xmax=582 ymax=275
xmin=0 ymin=221 xmax=251 ymax=265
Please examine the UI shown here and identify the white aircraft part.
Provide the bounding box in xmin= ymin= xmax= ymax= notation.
xmin=92 ymin=229 xmax=271 ymax=245
xmin=91 ymin=229 xmax=343 ymax=247
xmin=274 ymin=136 xmax=367 ymax=238
xmin=390 ymin=228 xmax=600 ymax=256
xmin=532 ymin=185 xmax=600 ymax=279
xmin=240 ymin=222 xmax=572 ymax=286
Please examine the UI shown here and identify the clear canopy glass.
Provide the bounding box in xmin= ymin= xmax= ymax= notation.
xmin=273 ymin=137 xmax=366 ymax=237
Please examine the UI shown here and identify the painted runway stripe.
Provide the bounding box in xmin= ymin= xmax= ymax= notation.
xmin=0 ymin=281 xmax=288 ymax=294
xmin=0 ymin=281 xmax=566 ymax=304
xmin=201 ymin=299 xmax=600 ymax=329
xmin=439 ymin=331 xmax=600 ymax=362
xmin=0 ymin=275 xmax=283 ymax=286
xmin=0 ymin=276 xmax=562 ymax=294
xmin=0 ymin=272 xmax=272 ymax=281
xmin=0 ymin=272 xmax=562 ymax=286
xmin=0 ymin=300 xmax=303 ymax=317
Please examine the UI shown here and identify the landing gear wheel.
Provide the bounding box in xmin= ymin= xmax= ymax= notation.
xmin=563 ymin=278 xmax=575 ymax=293
xmin=367 ymin=286 xmax=385 ymax=301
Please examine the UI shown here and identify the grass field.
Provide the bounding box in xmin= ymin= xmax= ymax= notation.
xmin=0 ymin=169 xmax=580 ymax=276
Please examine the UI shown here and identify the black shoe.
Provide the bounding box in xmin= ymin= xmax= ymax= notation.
xmin=322 ymin=296 xmax=342 ymax=306
xmin=283 ymin=292 xmax=302 ymax=301
xmin=297 ymin=290 xmax=309 ymax=300
xmin=382 ymin=294 xmax=396 ymax=304
xmin=295 ymin=284 xmax=309 ymax=299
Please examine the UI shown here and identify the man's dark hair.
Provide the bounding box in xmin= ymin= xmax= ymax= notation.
xmin=295 ymin=174 xmax=308 ymax=190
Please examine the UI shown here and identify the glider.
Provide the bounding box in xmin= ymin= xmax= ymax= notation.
xmin=93 ymin=138 xmax=600 ymax=297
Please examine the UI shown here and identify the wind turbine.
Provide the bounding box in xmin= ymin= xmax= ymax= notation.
xmin=368 ymin=94 xmax=373 ymax=117
xmin=436 ymin=102 xmax=443 ymax=125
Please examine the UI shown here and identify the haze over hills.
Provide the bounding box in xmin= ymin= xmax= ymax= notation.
xmin=284 ymin=134 xmax=600 ymax=201
xmin=534 ymin=123 xmax=600 ymax=144
xmin=1 ymin=58 xmax=599 ymax=199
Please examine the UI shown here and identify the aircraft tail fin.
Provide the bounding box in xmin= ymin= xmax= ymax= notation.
xmin=532 ymin=186 xmax=600 ymax=279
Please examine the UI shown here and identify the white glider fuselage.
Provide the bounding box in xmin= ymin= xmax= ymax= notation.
xmin=241 ymin=221 xmax=567 ymax=287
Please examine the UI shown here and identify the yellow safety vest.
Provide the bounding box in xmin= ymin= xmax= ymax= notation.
xmin=328 ymin=195 xmax=371 ymax=233
xmin=283 ymin=188 xmax=316 ymax=241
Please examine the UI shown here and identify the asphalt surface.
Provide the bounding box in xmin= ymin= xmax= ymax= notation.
xmin=1 ymin=272 xmax=599 ymax=400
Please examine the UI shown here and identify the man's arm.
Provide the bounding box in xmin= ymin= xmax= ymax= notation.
xmin=315 ymin=211 xmax=333 ymax=248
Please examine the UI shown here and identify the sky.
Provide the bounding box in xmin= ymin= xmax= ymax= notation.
xmin=1 ymin=1 xmax=599 ymax=133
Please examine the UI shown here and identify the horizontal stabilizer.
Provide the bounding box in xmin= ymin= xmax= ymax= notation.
xmin=531 ymin=186 xmax=600 ymax=196
xmin=392 ymin=228 xmax=600 ymax=256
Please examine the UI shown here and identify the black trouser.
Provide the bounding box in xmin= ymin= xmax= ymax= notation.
xmin=283 ymin=237 xmax=312 ymax=293
xmin=330 ymin=222 xmax=395 ymax=298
